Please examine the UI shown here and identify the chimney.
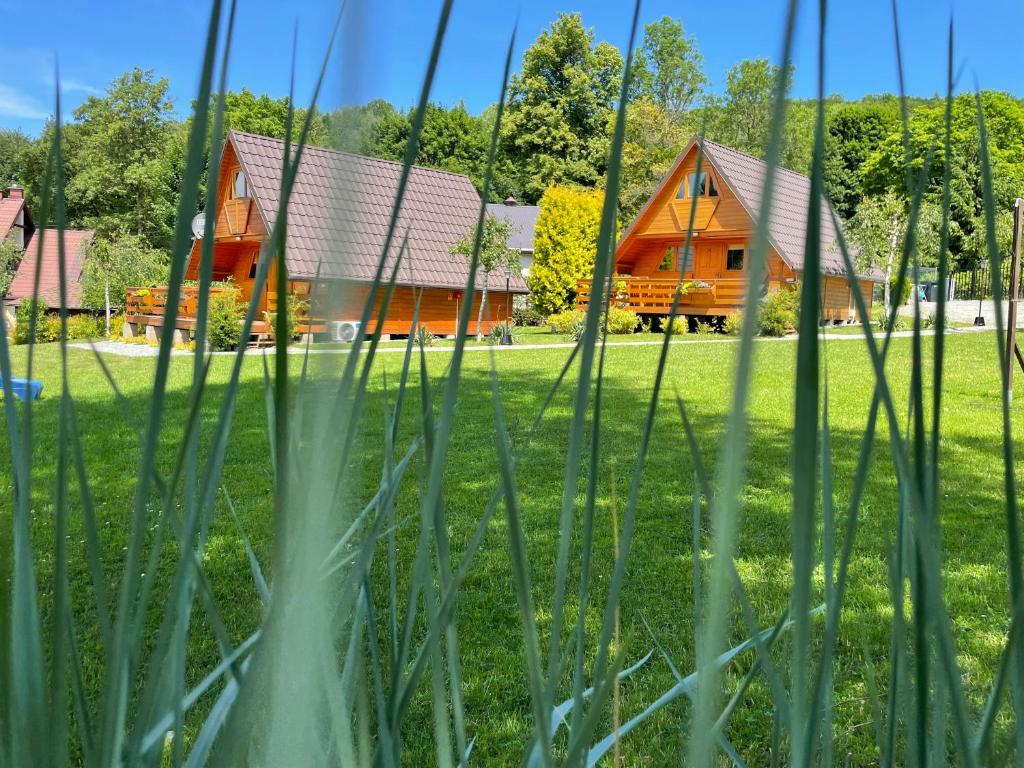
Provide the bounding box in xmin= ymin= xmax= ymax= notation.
xmin=503 ymin=195 xmax=517 ymax=206
xmin=6 ymin=185 xmax=23 ymax=200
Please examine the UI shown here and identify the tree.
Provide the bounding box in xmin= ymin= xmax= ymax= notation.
xmin=848 ymin=192 xmax=945 ymax=314
xmin=328 ymin=99 xmax=409 ymax=160
xmin=0 ymin=239 xmax=22 ymax=297
xmin=0 ymin=130 xmax=31 ymax=189
xmin=81 ymin=233 xmax=168 ymax=335
xmin=449 ymin=214 xmax=520 ymax=340
xmin=528 ymin=185 xmax=604 ymax=314
xmin=218 ymin=87 xmax=330 ymax=146
xmin=615 ymin=98 xmax=688 ymax=225
xmin=823 ymin=99 xmax=900 ymax=218
xmin=708 ymin=59 xmax=793 ymax=157
xmin=630 ymin=17 xmax=706 ymax=116
xmin=66 ymin=69 xmax=177 ymax=249
xmin=501 ymin=13 xmax=623 ymax=201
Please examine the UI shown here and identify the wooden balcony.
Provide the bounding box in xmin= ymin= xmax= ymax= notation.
xmin=577 ymin=277 xmax=746 ymax=315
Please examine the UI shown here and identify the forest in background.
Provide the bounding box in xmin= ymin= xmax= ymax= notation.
xmin=3 ymin=10 xmax=1024 ymax=307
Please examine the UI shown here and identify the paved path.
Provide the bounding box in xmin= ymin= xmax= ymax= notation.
xmin=72 ymin=326 xmax=993 ymax=358
xmin=899 ymin=299 xmax=1024 ymax=328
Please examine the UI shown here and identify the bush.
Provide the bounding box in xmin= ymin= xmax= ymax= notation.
xmin=657 ymin=315 xmax=688 ymax=335
xmin=547 ymin=309 xmax=583 ymax=335
xmin=512 ymin=302 xmax=544 ymax=327
xmin=264 ymin=294 xmax=308 ymax=346
xmin=691 ymin=318 xmax=718 ymax=335
xmin=723 ymin=313 xmax=743 ymax=336
xmin=605 ymin=306 xmax=638 ymax=335
xmin=207 ymin=283 xmax=244 ymax=351
xmin=487 ymin=321 xmax=517 ymax=345
xmin=109 ymin=313 xmax=126 ymax=339
xmin=66 ymin=314 xmax=103 ymax=341
xmin=415 ymin=325 xmax=436 ymax=348
xmin=13 ymin=298 xmax=47 ymax=345
xmin=759 ymin=287 xmax=799 ymax=337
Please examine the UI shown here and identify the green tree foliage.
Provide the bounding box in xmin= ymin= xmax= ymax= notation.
xmin=219 ymin=87 xmax=330 ymax=145
xmin=861 ymin=91 xmax=1024 ymax=263
xmin=630 ymin=17 xmax=707 ymax=116
xmin=848 ymin=191 xmax=946 ymax=313
xmin=81 ymin=233 xmax=168 ymax=334
xmin=329 ymin=99 xmax=409 ymax=160
xmin=0 ymin=130 xmax=31 ymax=188
xmin=501 ymin=13 xmax=623 ymax=202
xmin=528 ymin=185 xmax=603 ymax=314
xmin=66 ymin=68 xmax=178 ymax=248
xmin=823 ymin=99 xmax=901 ymax=218
xmin=450 ymin=213 xmax=520 ymax=339
xmin=708 ymin=59 xmax=793 ymax=157
xmin=615 ymin=98 xmax=689 ymax=224
xmin=0 ymin=239 xmax=22 ymax=297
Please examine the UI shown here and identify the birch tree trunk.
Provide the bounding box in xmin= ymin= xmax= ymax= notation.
xmin=884 ymin=213 xmax=900 ymax=316
xmin=104 ymin=277 xmax=112 ymax=337
xmin=476 ymin=273 xmax=488 ymax=341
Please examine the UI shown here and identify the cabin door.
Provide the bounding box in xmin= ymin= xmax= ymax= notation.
xmin=694 ymin=243 xmax=724 ymax=279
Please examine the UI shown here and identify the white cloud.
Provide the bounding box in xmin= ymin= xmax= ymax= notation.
xmin=0 ymin=84 xmax=48 ymax=120
xmin=60 ymin=78 xmax=102 ymax=96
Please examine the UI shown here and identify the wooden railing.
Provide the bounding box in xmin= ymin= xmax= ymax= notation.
xmin=577 ymin=277 xmax=746 ymax=314
xmin=125 ymin=285 xmax=233 ymax=325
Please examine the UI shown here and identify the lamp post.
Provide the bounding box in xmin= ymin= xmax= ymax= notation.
xmin=501 ymin=273 xmax=512 ymax=345
xmin=975 ymin=259 xmax=988 ymax=326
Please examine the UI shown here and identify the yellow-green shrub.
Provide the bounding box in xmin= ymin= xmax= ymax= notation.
xmin=605 ymin=305 xmax=638 ymax=334
xmin=723 ymin=313 xmax=742 ymax=336
xmin=547 ymin=309 xmax=583 ymax=335
xmin=528 ymin=186 xmax=604 ymax=315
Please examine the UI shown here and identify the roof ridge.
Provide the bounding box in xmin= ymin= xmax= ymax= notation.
xmin=702 ymin=138 xmax=812 ymax=184
xmin=228 ymin=129 xmax=478 ymax=184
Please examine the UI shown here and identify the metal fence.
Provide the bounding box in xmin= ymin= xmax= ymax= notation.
xmin=950 ymin=261 xmax=1021 ymax=301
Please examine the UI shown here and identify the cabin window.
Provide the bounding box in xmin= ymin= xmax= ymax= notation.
xmin=678 ymin=244 xmax=694 ymax=272
xmin=231 ymin=169 xmax=250 ymax=200
xmin=248 ymin=254 xmax=258 ymax=279
xmin=660 ymin=244 xmax=694 ymax=271
xmin=726 ymin=246 xmax=745 ymax=271
xmin=658 ymin=246 xmax=675 ymax=270
xmin=676 ymin=172 xmax=719 ymax=199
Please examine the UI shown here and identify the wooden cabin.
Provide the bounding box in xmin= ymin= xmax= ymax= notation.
xmin=580 ymin=137 xmax=880 ymax=323
xmin=124 ymin=130 xmax=528 ymax=344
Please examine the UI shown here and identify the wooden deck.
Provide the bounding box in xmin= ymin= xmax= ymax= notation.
xmin=578 ymin=277 xmax=746 ymax=316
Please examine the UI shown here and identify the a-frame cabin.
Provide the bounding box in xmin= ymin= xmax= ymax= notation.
xmin=583 ymin=137 xmax=879 ymax=323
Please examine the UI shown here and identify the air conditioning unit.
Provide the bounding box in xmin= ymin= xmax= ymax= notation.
xmin=332 ymin=320 xmax=361 ymax=343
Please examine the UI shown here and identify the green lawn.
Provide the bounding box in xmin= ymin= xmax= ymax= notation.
xmin=1 ymin=330 xmax=1019 ymax=764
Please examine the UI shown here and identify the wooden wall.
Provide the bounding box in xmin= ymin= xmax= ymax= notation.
xmin=314 ymin=282 xmax=515 ymax=337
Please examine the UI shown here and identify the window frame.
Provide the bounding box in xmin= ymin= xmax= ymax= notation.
xmin=726 ymin=244 xmax=745 ymax=272
xmin=677 ymin=171 xmax=720 ymax=199
xmin=230 ymin=169 xmax=250 ymax=200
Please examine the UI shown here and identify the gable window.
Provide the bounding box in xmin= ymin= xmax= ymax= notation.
xmin=726 ymin=245 xmax=745 ymax=271
xmin=658 ymin=245 xmax=675 ymax=270
xmin=676 ymin=171 xmax=719 ymax=199
xmin=231 ymin=169 xmax=250 ymax=200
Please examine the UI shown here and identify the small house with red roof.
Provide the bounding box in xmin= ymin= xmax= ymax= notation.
xmin=125 ymin=130 xmax=528 ymax=343
xmin=1 ymin=185 xmax=93 ymax=313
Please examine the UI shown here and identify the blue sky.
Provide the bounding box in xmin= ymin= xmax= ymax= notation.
xmin=2 ymin=0 xmax=1022 ymax=136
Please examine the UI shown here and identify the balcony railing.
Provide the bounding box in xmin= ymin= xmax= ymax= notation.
xmin=125 ymin=285 xmax=233 ymax=326
xmin=577 ymin=277 xmax=745 ymax=314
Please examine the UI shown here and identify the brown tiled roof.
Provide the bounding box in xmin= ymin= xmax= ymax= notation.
xmin=7 ymin=229 xmax=93 ymax=309
xmin=229 ymin=131 xmax=528 ymax=292
xmin=0 ymin=195 xmax=26 ymax=239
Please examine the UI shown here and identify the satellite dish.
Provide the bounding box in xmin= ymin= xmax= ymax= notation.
xmin=191 ymin=212 xmax=206 ymax=239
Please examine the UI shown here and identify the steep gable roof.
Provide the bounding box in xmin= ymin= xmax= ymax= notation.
xmin=228 ymin=131 xmax=527 ymax=292
xmin=7 ymin=229 xmax=93 ymax=309
xmin=485 ymin=202 xmax=539 ymax=252
xmin=620 ymin=137 xmax=878 ymax=280
xmin=0 ymin=194 xmax=27 ymax=240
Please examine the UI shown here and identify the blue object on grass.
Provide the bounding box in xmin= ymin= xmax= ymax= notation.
xmin=2 ymin=378 xmax=43 ymax=401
